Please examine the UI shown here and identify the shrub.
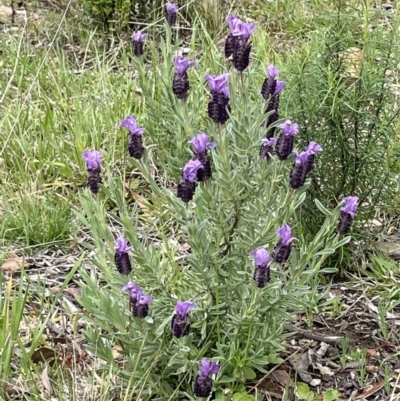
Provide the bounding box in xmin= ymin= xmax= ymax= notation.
xmin=76 ymin=17 xmax=358 ymax=399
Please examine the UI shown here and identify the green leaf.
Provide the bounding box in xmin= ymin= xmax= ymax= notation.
xmin=232 ymin=392 xmax=254 ymax=401
xmin=323 ymin=389 xmax=341 ymax=401
xmin=314 ymin=199 xmax=331 ymax=216
xmin=296 ymin=382 xmax=311 ymax=399
xmin=242 ymin=366 xmax=257 ymax=380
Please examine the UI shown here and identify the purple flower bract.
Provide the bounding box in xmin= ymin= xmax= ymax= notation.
xmin=120 ymin=115 xmax=145 ymax=136
xmin=205 ymin=73 xmax=230 ymax=98
xmin=340 ymin=196 xmax=359 ymax=218
xmin=82 ymin=149 xmax=101 ymax=170
xmin=189 ymin=133 xmax=216 ymax=153
xmin=114 ymin=237 xmax=132 ymax=253
xmin=199 ymin=359 xmax=220 ymax=378
xmin=251 ymin=248 xmax=270 ymax=267
xmin=277 ymin=224 xmax=297 ymax=246
xmin=175 ymin=300 xmax=196 ymax=317
xmin=183 ymin=160 xmax=203 ymax=182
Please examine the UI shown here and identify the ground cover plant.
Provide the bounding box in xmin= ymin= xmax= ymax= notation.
xmin=1 ymin=0 xmax=400 ymax=400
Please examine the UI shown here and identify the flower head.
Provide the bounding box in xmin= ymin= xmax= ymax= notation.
xmin=175 ymin=300 xmax=196 ymax=317
xmin=82 ymin=150 xmax=101 ymax=170
xmin=199 ymin=359 xmax=220 ymax=378
xmin=114 ymin=237 xmax=132 ymax=253
xmin=174 ymin=55 xmax=196 ymax=75
xmin=189 ymin=133 xmax=216 ymax=153
xmin=120 ymin=115 xmax=144 ymax=136
xmin=277 ymin=224 xmax=297 ymax=246
xmin=267 ymin=65 xmax=279 ymax=80
xmin=340 ymin=196 xmax=359 ymax=218
xmin=205 ymin=73 xmax=230 ymax=98
xmin=251 ymin=248 xmax=270 ymax=267
xmin=133 ymin=31 xmax=148 ymax=42
xmin=166 ymin=2 xmax=178 ymax=13
xmin=183 ymin=159 xmax=203 ymax=182
xmin=278 ymin=120 xmax=299 ymax=136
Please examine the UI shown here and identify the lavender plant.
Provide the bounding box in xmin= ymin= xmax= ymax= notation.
xmin=76 ymin=15 xmax=360 ymax=400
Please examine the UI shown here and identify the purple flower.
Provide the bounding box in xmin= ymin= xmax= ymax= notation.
xmin=114 ymin=237 xmax=132 ymax=253
xmin=226 ymin=15 xmax=242 ymax=32
xmin=205 ymin=73 xmax=230 ymax=99
xmin=166 ymin=1 xmax=178 ymax=13
xmin=232 ymin=21 xmax=256 ymax=40
xmin=189 ymin=133 xmax=216 ymax=153
xmin=123 ymin=282 xmax=152 ymax=317
xmin=133 ymin=31 xmax=148 ymax=42
xmin=174 ymin=56 xmax=196 ymax=75
xmin=194 ymin=359 xmax=220 ymax=397
xmin=120 ymin=115 xmax=144 ymax=136
xmin=278 ymin=120 xmax=299 ymax=136
xmin=175 ymin=300 xmax=196 ymax=317
xmin=199 ymin=359 xmax=220 ymax=378
xmin=294 ymin=151 xmax=310 ymax=165
xmin=82 ymin=150 xmax=101 ymax=170
xmin=275 ymin=80 xmax=286 ymax=95
xmin=251 ymin=248 xmax=270 ymax=267
xmin=183 ymin=160 xmax=203 ymax=182
xmin=261 ymin=137 xmax=277 ymax=147
xmin=171 ymin=300 xmax=196 ymax=338
xmin=277 ymin=224 xmax=297 ymax=245
xmin=340 ymin=196 xmax=359 ymax=218
xmin=267 ymin=65 xmax=279 ymax=80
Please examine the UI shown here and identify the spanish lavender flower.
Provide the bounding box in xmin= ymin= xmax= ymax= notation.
xmin=171 ymin=300 xmax=196 ymax=338
xmin=132 ymin=31 xmax=148 ymax=57
xmin=251 ymin=248 xmax=271 ymax=288
xmin=337 ymin=196 xmax=359 ymax=234
xmin=177 ymin=160 xmax=203 ymax=203
xmin=273 ymin=224 xmax=297 ymax=264
xmin=189 ymin=133 xmax=216 ymax=181
xmin=122 ymin=282 xmax=152 ymax=318
xmin=304 ymin=141 xmax=323 ymax=175
xmin=194 ymin=359 xmax=220 ymax=397
xmin=166 ymin=2 xmax=178 ymax=26
xmin=260 ymin=66 xmax=286 ymax=138
xmin=231 ymin=21 xmax=256 ymax=72
xmin=260 ymin=137 xmax=277 ymax=160
xmin=114 ymin=237 xmax=132 ymax=275
xmin=120 ymin=115 xmax=145 ymax=159
xmin=82 ymin=149 xmax=102 ymax=194
xmin=205 ymin=73 xmax=231 ymax=124
xmin=275 ymin=120 xmax=299 ymax=160
xmin=172 ymin=56 xmax=196 ymax=99
xmin=225 ymin=16 xmax=241 ymax=59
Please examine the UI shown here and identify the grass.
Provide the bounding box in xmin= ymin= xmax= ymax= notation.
xmin=1 ymin=0 xmax=400 ymax=399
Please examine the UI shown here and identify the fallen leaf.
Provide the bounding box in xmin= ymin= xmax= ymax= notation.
xmin=132 ymin=192 xmax=151 ymax=217
xmin=31 ymin=347 xmax=59 ymax=365
xmin=367 ymin=349 xmax=379 ymax=357
xmin=269 ymin=369 xmax=294 ymax=387
xmin=354 ymin=382 xmax=384 ymax=400
xmin=41 ymin=365 xmax=52 ymax=394
xmin=1 ymin=253 xmax=30 ymax=272
xmin=375 ymin=241 xmax=400 ymax=255
xmin=63 ymin=287 xmax=81 ymax=297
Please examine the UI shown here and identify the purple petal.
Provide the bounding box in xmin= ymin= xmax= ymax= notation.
xmin=175 ymin=300 xmax=196 ymax=317
xmin=133 ymin=31 xmax=148 ymax=42
xmin=275 ymin=80 xmax=286 ymax=95
xmin=278 ymin=120 xmax=299 ymax=136
xmin=305 ymin=141 xmax=323 ymax=154
xmin=226 ymin=15 xmax=242 ymax=33
xmin=138 ymin=294 xmax=153 ymax=305
xmin=267 ymin=65 xmax=279 ymax=80
xmin=205 ymin=73 xmax=230 ymax=98
xmin=250 ymin=248 xmax=270 ymax=267
xmin=166 ymin=2 xmax=178 ymax=13
xmin=340 ymin=196 xmax=359 ymax=218
xmin=122 ymin=282 xmax=139 ymax=292
xmin=174 ymin=55 xmax=196 ymax=75
xmin=120 ymin=115 xmax=145 ymax=136
xmin=295 ymin=151 xmax=309 ymax=165
xmin=114 ymin=236 xmax=132 ymax=253
xmin=183 ymin=159 xmax=203 ymax=182
xmin=82 ymin=149 xmax=101 ymax=170
xmin=261 ymin=137 xmax=277 ymax=147
xmin=189 ymin=133 xmax=216 ymax=153
xmin=277 ymin=223 xmax=298 ymax=246
xmin=200 ymin=359 xmax=220 ymax=378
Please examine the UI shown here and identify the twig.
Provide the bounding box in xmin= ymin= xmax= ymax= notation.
xmin=284 ymin=323 xmax=343 ymax=345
